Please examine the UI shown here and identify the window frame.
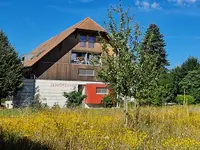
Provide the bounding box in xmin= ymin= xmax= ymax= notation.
xmin=96 ymin=87 xmax=108 ymax=94
xmin=80 ymin=35 xmax=87 ymax=47
xmin=78 ymin=69 xmax=95 ymax=77
xmin=88 ymin=36 xmax=96 ymax=48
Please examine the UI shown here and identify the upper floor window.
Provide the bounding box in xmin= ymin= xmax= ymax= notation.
xmin=80 ymin=35 xmax=87 ymax=47
xmin=71 ymin=52 xmax=101 ymax=65
xmin=88 ymin=36 xmax=96 ymax=48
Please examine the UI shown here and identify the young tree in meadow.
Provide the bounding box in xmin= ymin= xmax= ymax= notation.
xmin=0 ymin=30 xmax=23 ymax=105
xmin=99 ymin=1 xmax=162 ymax=125
xmin=98 ymin=3 xmax=139 ymax=125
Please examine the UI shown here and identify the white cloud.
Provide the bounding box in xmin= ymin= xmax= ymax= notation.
xmin=135 ymin=1 xmax=161 ymax=11
xmin=151 ymin=2 xmax=162 ymax=9
xmin=168 ymin=0 xmax=199 ymax=6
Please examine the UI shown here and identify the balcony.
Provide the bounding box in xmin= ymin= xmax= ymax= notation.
xmin=71 ymin=52 xmax=101 ymax=66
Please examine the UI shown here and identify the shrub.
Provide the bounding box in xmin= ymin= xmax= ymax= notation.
xmin=52 ymin=103 xmax=60 ymax=109
xmin=176 ymin=95 xmax=195 ymax=105
xmin=63 ymin=91 xmax=86 ymax=108
xmin=31 ymin=94 xmax=43 ymax=108
xmin=101 ymin=95 xmax=116 ymax=108
xmin=1 ymin=98 xmax=7 ymax=104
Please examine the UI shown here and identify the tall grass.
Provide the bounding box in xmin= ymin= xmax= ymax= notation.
xmin=0 ymin=106 xmax=200 ymax=149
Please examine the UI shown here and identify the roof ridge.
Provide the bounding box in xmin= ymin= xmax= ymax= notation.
xmin=75 ymin=17 xmax=90 ymax=29
xmin=87 ymin=17 xmax=106 ymax=31
xmin=75 ymin=17 xmax=105 ymax=32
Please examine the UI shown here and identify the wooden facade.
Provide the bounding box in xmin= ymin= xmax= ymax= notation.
xmin=31 ymin=31 xmax=104 ymax=81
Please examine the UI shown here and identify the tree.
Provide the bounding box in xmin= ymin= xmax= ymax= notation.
xmin=170 ymin=57 xmax=200 ymax=99
xmin=141 ymin=24 xmax=169 ymax=69
xmin=179 ymin=56 xmax=200 ymax=78
xmin=176 ymin=95 xmax=195 ymax=105
xmin=98 ymin=1 xmax=162 ymax=125
xmin=179 ymin=69 xmax=200 ymax=103
xmin=151 ymin=72 xmax=175 ymax=105
xmin=0 ymin=30 xmax=23 ymax=105
xmin=63 ymin=91 xmax=86 ymax=108
xmin=140 ymin=24 xmax=170 ymax=106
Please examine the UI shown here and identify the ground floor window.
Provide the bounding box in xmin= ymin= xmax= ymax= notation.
xmin=96 ymin=87 xmax=108 ymax=94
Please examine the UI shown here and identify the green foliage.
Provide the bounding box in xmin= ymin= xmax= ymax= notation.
xmin=101 ymin=95 xmax=116 ymax=108
xmin=1 ymin=98 xmax=7 ymax=104
xmin=138 ymin=24 xmax=170 ymax=106
xmin=98 ymin=2 xmax=138 ymax=98
xmin=176 ymin=95 xmax=195 ymax=105
xmin=52 ymin=103 xmax=60 ymax=109
xmin=0 ymin=30 xmax=23 ymax=104
xmin=150 ymin=72 xmax=176 ymax=106
xmin=136 ymin=53 xmax=164 ymax=106
xmin=31 ymin=94 xmax=43 ymax=109
xmin=179 ymin=69 xmax=200 ymax=103
xmin=63 ymin=91 xmax=86 ymax=108
xmin=98 ymin=1 xmax=161 ymax=107
xmin=180 ymin=56 xmax=200 ymax=77
xmin=171 ymin=57 xmax=200 ymax=97
xmin=141 ymin=24 xmax=169 ymax=69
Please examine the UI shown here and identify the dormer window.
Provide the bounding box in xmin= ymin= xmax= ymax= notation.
xmin=88 ymin=36 xmax=96 ymax=48
xmin=80 ymin=35 xmax=87 ymax=47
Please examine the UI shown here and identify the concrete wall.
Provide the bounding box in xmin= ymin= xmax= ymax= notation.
xmin=14 ymin=79 xmax=104 ymax=108
xmin=13 ymin=79 xmax=35 ymax=107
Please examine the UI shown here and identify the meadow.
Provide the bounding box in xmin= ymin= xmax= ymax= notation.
xmin=0 ymin=106 xmax=200 ymax=150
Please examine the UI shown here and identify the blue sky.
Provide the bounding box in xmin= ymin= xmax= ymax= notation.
xmin=0 ymin=0 xmax=200 ymax=68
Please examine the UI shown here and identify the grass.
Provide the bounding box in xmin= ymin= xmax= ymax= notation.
xmin=0 ymin=106 xmax=200 ymax=149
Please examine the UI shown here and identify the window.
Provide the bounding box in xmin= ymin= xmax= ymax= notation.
xmin=80 ymin=35 xmax=87 ymax=47
xmin=71 ymin=52 xmax=86 ymax=64
xmin=87 ymin=54 xmax=101 ymax=65
xmin=88 ymin=36 xmax=95 ymax=48
xmin=96 ymin=87 xmax=108 ymax=94
xmin=79 ymin=69 xmax=94 ymax=76
xmin=71 ymin=52 xmax=101 ymax=65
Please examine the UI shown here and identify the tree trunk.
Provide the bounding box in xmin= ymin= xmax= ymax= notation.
xmin=134 ymin=98 xmax=140 ymax=128
xmin=116 ymin=94 xmax=120 ymax=108
xmin=124 ymin=96 xmax=128 ymax=127
xmin=125 ymin=97 xmax=128 ymax=127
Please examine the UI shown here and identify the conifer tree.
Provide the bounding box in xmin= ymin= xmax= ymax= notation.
xmin=141 ymin=24 xmax=169 ymax=69
xmin=0 ymin=30 xmax=23 ymax=105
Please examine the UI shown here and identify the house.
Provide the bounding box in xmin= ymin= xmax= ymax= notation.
xmin=14 ymin=17 xmax=111 ymax=108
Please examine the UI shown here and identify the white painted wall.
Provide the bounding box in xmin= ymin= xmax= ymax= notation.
xmin=5 ymin=101 xmax=13 ymax=109
xmin=35 ymin=80 xmax=104 ymax=107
